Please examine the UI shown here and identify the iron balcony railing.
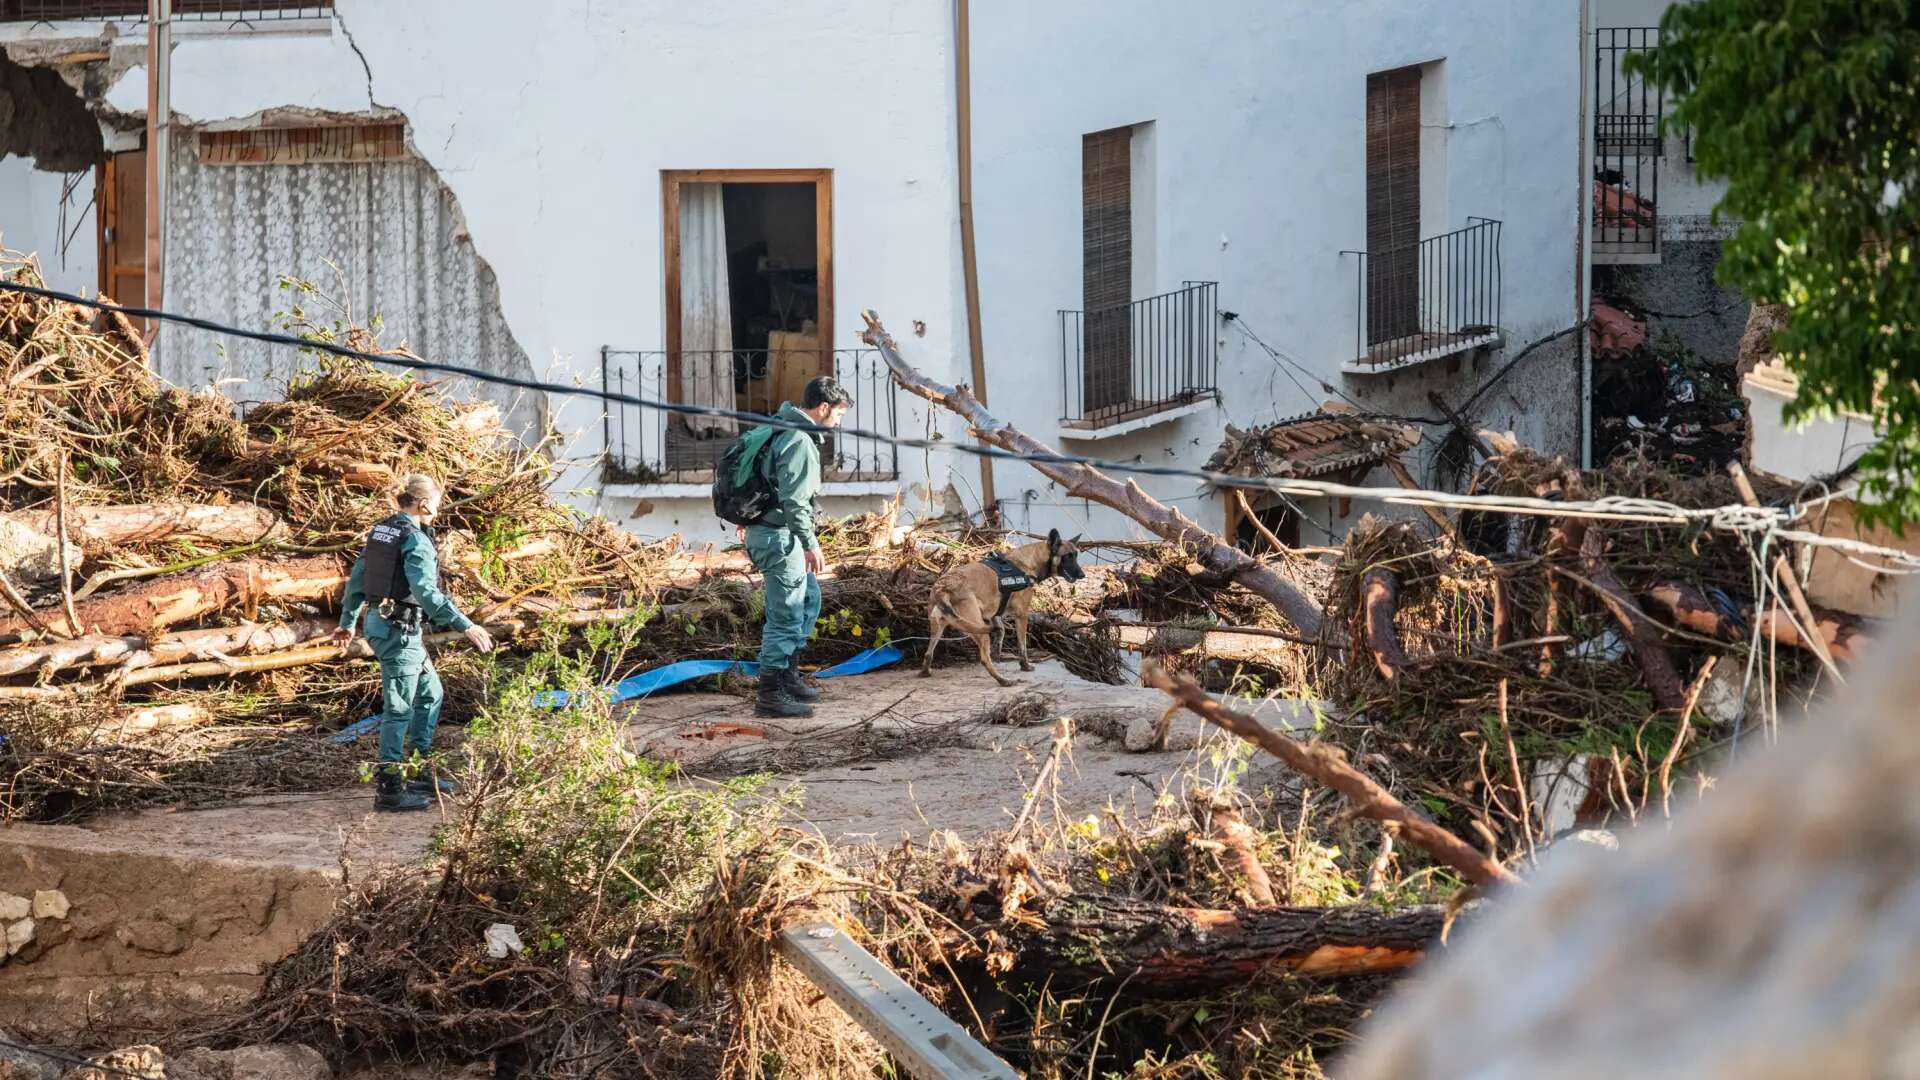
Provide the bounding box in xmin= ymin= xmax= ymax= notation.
xmin=1059 ymin=280 xmax=1219 ymax=430
xmin=1594 ymin=27 xmax=1663 ymax=255
xmin=599 ymin=348 xmax=899 ymax=486
xmin=1 ymin=0 xmax=330 ymax=22
xmin=1340 ymin=217 xmax=1502 ymax=371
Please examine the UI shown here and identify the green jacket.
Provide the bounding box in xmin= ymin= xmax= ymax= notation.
xmin=752 ymin=401 xmax=826 ymax=551
xmin=338 ymin=520 xmax=474 ymax=635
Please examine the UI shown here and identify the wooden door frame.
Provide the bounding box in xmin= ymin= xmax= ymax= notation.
xmin=661 ymin=168 xmax=833 ymax=402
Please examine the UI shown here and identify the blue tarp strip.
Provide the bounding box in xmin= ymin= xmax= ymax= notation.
xmin=329 ymin=645 xmax=907 ymax=736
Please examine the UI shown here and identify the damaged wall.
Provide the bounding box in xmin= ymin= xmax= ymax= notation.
xmin=159 ymin=133 xmax=544 ymax=438
xmin=0 ymin=48 xmax=103 ymax=295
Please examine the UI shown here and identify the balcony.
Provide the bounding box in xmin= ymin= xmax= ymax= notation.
xmin=1058 ymin=281 xmax=1219 ymax=438
xmin=0 ymin=0 xmax=330 ymax=24
xmin=599 ymin=347 xmax=899 ymax=489
xmin=1340 ymin=217 xmax=1503 ymax=375
xmin=1593 ymin=26 xmax=1663 ymax=262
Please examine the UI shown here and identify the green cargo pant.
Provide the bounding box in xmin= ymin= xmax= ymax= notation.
xmin=745 ymin=525 xmax=822 ymax=670
xmin=367 ymin=613 xmax=444 ymax=765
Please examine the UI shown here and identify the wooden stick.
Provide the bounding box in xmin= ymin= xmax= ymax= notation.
xmin=1728 ymin=462 xmax=1844 ymax=681
xmin=1568 ymin=525 xmax=1687 ymax=713
xmin=862 ymin=311 xmax=1324 ymax=637
xmin=1193 ymin=787 xmax=1277 ymax=906
xmin=1008 ymin=717 xmax=1071 ymax=838
xmin=1496 ymin=679 xmax=1536 ymax=864
xmin=54 ymin=453 xmax=82 ymax=636
xmin=1234 ymin=488 xmax=1294 ymax=556
xmin=1144 ymin=661 xmax=1520 ymax=888
xmin=1659 ymin=656 xmax=1718 ymax=819
xmin=1384 ymin=457 xmax=1456 ymax=537
xmin=1361 ymin=567 xmax=1407 ymax=679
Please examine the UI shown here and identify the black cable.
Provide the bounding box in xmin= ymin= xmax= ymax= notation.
xmin=1458 ymin=320 xmax=1589 ymax=413
xmin=0 ymin=279 xmax=1399 ymax=501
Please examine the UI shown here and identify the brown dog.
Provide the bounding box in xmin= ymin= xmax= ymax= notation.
xmin=922 ymin=529 xmax=1086 ymax=686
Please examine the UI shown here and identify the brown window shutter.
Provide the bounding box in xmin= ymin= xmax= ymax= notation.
xmin=1082 ymin=126 xmax=1133 ymax=413
xmin=1365 ymin=66 xmax=1422 ymax=345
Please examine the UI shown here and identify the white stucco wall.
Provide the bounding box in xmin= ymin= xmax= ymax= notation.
xmin=967 ymin=0 xmax=1584 ymax=542
xmin=0 ymin=155 xmax=97 ymax=296
xmin=7 ymin=1 xmax=965 ymax=549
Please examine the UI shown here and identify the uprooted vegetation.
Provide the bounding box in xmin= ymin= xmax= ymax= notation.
xmin=0 ymin=253 xmax=1880 ymax=1077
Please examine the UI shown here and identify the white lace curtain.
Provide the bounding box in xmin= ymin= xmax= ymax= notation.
xmin=677 ymin=182 xmax=737 ymax=438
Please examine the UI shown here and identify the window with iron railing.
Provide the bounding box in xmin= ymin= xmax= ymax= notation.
xmin=0 ymin=0 xmax=330 ymax=22
xmin=599 ymin=347 xmax=899 ymax=486
xmin=1594 ymin=27 xmax=1663 ymax=258
xmin=1340 ymin=218 xmax=1502 ymax=373
xmin=1058 ymin=280 xmax=1219 ymax=430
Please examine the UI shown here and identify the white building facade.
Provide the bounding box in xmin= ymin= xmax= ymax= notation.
xmin=2 ymin=0 xmax=1590 ymax=549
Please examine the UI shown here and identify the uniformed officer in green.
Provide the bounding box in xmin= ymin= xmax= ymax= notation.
xmin=745 ymin=376 xmax=851 ymax=718
xmin=331 ymin=474 xmax=494 ymax=812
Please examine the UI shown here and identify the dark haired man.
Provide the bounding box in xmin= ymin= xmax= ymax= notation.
xmin=746 ymin=375 xmax=851 ymax=718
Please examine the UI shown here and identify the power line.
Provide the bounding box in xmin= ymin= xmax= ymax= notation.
xmin=5 ymin=279 xmax=1914 ymax=567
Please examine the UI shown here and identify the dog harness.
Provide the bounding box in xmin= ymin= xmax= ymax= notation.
xmin=982 ymin=552 xmax=1034 ymax=618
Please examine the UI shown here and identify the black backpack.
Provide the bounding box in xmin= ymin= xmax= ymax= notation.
xmin=712 ymin=426 xmax=784 ymax=527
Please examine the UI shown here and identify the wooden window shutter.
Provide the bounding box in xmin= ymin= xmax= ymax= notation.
xmin=1082 ymin=126 xmax=1133 ymax=412
xmin=1365 ymin=66 xmax=1422 ymax=345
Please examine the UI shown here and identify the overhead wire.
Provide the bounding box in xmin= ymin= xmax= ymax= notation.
xmin=4 ymin=279 xmax=1917 ymax=568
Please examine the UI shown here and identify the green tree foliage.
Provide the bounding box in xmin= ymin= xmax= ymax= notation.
xmin=1633 ymin=1 xmax=1920 ymax=526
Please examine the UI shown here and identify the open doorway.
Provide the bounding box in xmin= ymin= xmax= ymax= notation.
xmin=1226 ymin=492 xmax=1301 ymax=555
xmin=662 ymin=169 xmax=831 ymax=473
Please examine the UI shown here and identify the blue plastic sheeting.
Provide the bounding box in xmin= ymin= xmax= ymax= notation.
xmin=537 ymin=644 xmax=904 ymax=708
xmin=326 ymin=646 xmax=905 ymax=739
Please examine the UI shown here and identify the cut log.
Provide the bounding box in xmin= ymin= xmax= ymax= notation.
xmin=0 ymin=616 xmax=337 ymax=679
xmin=1638 ymin=581 xmax=1865 ymax=664
xmin=994 ymin=894 xmax=1443 ymax=994
xmin=861 ymin=311 xmax=1323 ymax=637
xmin=0 ymin=556 xmax=349 ymax=639
xmin=8 ymin=503 xmax=284 ymax=546
xmin=1362 ymin=567 xmax=1408 ymax=679
xmin=1106 ymin=622 xmax=1306 ymax=663
xmin=1146 ymin=662 xmax=1520 ymax=888
xmin=0 ymin=606 xmax=651 ymax=698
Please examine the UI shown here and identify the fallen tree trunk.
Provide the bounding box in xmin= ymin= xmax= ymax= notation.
xmin=0 ymin=616 xmax=337 ymax=679
xmin=1146 ymin=661 xmax=1519 ymax=888
xmin=8 ymin=503 xmax=284 ymax=546
xmin=0 ymin=606 xmax=651 ymax=699
xmin=860 ymin=311 xmax=1323 ymax=637
xmin=1639 ymin=581 xmax=1866 ymax=664
xmin=1104 ymin=621 xmax=1310 ymax=663
xmin=1362 ymin=567 xmax=1408 ymax=679
xmin=996 ymin=894 xmax=1443 ymax=994
xmin=0 ymin=556 xmax=349 ymax=639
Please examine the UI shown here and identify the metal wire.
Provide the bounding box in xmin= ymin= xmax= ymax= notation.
xmin=4 ymin=279 xmax=1915 ymax=570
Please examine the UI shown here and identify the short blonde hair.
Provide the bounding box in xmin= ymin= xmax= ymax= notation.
xmin=396 ymin=473 xmax=442 ymax=509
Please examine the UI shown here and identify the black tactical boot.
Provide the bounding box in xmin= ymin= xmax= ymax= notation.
xmin=779 ymin=664 xmax=820 ymax=702
xmin=406 ymin=771 xmax=461 ymax=796
xmin=755 ymin=667 xmax=815 ymax=718
xmin=374 ymin=765 xmax=430 ymax=812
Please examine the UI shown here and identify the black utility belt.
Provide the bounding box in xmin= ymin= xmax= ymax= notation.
xmin=376 ymin=598 xmax=425 ymax=633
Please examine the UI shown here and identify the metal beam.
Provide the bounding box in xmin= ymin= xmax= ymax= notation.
xmin=777 ymin=922 xmax=1019 ymax=1080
